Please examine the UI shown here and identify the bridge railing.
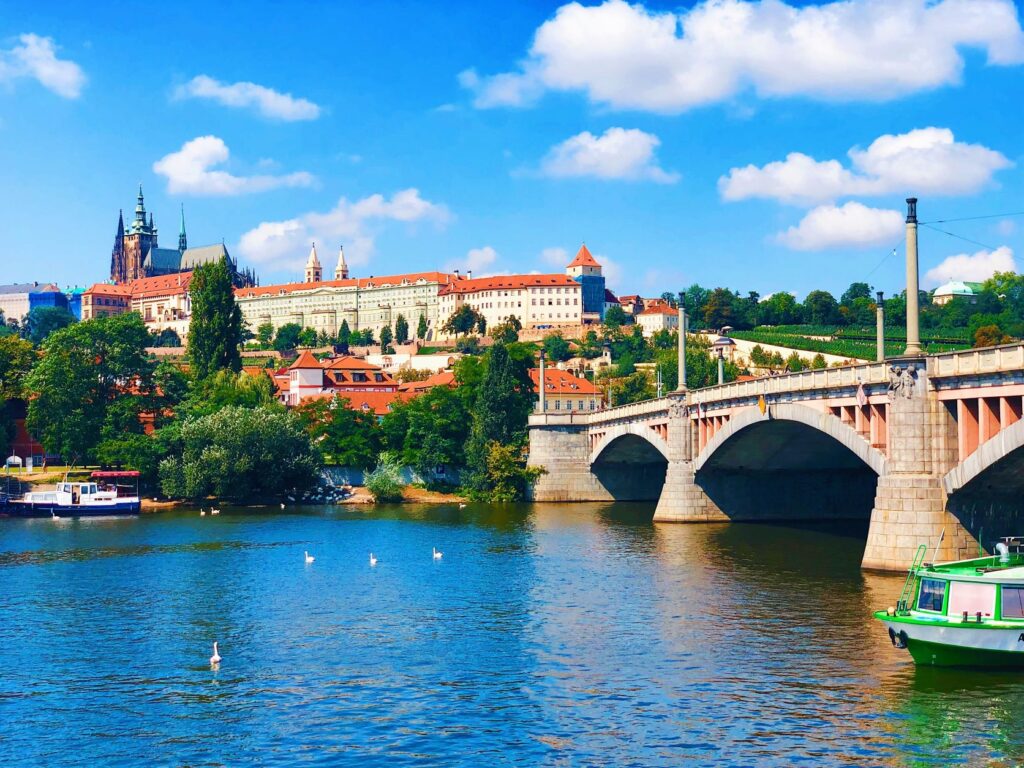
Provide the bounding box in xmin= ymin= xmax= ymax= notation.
xmin=688 ymin=360 xmax=890 ymax=407
xmin=929 ymin=342 xmax=1024 ymax=379
xmin=583 ymin=397 xmax=669 ymax=427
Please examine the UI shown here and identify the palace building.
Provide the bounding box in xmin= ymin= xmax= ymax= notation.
xmin=109 ymin=186 xmax=256 ymax=287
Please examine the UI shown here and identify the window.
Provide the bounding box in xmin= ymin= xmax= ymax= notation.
xmin=948 ymin=581 xmax=995 ymax=618
xmin=554 ymin=400 xmax=560 ymax=410
xmin=1003 ymin=586 xmax=1024 ymax=619
xmin=579 ymin=400 xmax=584 ymax=410
xmin=917 ymin=578 xmax=945 ymax=612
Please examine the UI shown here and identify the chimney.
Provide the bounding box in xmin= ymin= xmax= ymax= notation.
xmin=467 ymin=270 xmax=473 ymax=279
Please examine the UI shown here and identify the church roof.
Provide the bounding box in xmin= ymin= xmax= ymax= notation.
xmin=568 ymin=243 xmax=600 ymax=268
xmin=143 ymin=247 xmax=184 ymax=273
xmin=181 ymin=243 xmax=230 ymax=270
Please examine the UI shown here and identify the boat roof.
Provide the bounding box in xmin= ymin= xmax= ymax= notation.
xmin=90 ymin=471 xmax=141 ymax=478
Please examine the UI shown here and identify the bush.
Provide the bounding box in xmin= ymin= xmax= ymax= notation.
xmin=365 ymin=453 xmax=404 ymax=502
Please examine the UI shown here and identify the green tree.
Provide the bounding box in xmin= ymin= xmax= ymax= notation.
xmin=394 ymin=314 xmax=409 ymax=344
xmin=974 ymin=324 xmax=1011 ymax=348
xmin=609 ymin=371 xmax=654 ymax=405
xmin=187 ymin=257 xmax=243 ymax=379
xmin=703 ymin=288 xmax=737 ymax=329
xmin=416 ymin=313 xmax=428 ymax=340
xmin=785 ymin=351 xmax=808 ymax=372
xmin=810 ymin=353 xmax=828 ymax=370
xmin=25 ymin=314 xmax=155 ymax=464
xmin=840 ymin=282 xmax=873 ymax=307
xmin=543 ymin=332 xmax=572 ymax=362
xmin=337 ymin=320 xmax=351 ymax=352
xmin=274 ymin=323 xmax=302 ymax=352
xmin=149 ymin=327 xmax=182 ymax=347
xmin=388 ymin=386 xmax=471 ymax=482
xmin=365 ymin=452 xmax=404 ymax=502
xmin=379 ymin=324 xmax=394 ymax=351
xmin=760 ymin=292 xmax=800 ymax=326
xmin=256 ymin=322 xmax=275 ymax=347
xmin=159 ymin=406 xmax=321 ymax=501
xmin=0 ymin=335 xmax=35 ymax=456
xmin=803 ymin=290 xmax=842 ymax=326
xmin=297 ymin=327 xmax=318 ymax=347
xmin=604 ymin=304 xmax=628 ymax=329
xmin=182 ymin=369 xmax=280 ymax=419
xmin=23 ymin=306 xmax=76 ymax=346
xmin=491 ymin=315 xmax=522 ymax=344
xmin=481 ymin=442 xmax=544 ymax=502
xmin=443 ymin=305 xmax=483 ymax=337
xmin=296 ymin=395 xmax=380 ymax=468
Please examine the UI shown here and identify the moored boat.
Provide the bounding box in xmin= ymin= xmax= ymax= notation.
xmin=876 ymin=537 xmax=1024 ymax=667
xmin=3 ymin=470 xmax=141 ymax=517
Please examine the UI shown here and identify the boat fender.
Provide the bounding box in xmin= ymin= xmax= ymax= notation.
xmin=888 ymin=627 xmax=897 ymax=646
xmin=996 ymin=542 xmax=1010 ymax=563
xmin=889 ymin=627 xmax=908 ymax=649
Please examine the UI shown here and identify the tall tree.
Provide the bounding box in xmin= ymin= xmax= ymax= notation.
xmin=0 ymin=335 xmax=35 ymax=456
xmin=337 ymin=320 xmax=351 ymax=351
xmin=23 ymin=306 xmax=76 ymax=346
xmin=416 ymin=313 xmax=428 ymax=340
xmin=379 ymin=324 xmax=393 ymax=350
xmin=187 ymin=257 xmax=243 ymax=379
xmin=394 ymin=314 xmax=409 ymax=344
xmin=274 ymin=323 xmax=302 ymax=352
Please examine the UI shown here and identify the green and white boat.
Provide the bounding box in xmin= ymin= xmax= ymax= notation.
xmin=876 ymin=537 xmax=1024 ymax=667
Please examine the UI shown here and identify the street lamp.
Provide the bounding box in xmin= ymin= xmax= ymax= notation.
xmin=717 ymin=346 xmax=725 ymax=385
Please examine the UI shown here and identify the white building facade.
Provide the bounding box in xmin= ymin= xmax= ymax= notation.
xmin=436 ymin=274 xmax=583 ymax=337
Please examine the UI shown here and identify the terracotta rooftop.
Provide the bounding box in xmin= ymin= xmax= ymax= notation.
xmin=127 ymin=273 xmax=194 ymax=298
xmin=528 ymin=368 xmax=602 ymax=395
xmin=289 ymin=349 xmax=321 ymax=369
xmin=397 ymin=370 xmax=456 ymax=393
xmin=235 ymin=271 xmax=460 ymax=299
xmin=304 ymin=390 xmax=413 ymax=416
xmin=638 ymin=305 xmax=678 ymax=316
xmin=439 ymin=274 xmax=579 ymax=295
xmin=567 ymin=243 xmax=601 ymax=268
xmin=84 ymin=282 xmax=133 ymax=296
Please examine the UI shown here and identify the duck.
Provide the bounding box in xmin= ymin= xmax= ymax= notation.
xmin=433 ymin=547 xmax=443 ymax=560
xmin=304 ymin=551 xmax=315 ymax=564
xmin=369 ymin=553 xmax=377 ymax=567
xmin=210 ymin=641 xmax=221 ymax=666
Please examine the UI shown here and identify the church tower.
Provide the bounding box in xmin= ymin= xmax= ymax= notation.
xmin=305 ymin=243 xmax=322 ymax=283
xmin=110 ymin=210 xmax=126 ymax=283
xmin=334 ymin=245 xmax=349 ymax=280
xmin=178 ymin=204 xmax=188 ymax=253
xmin=122 ymin=185 xmax=157 ymax=283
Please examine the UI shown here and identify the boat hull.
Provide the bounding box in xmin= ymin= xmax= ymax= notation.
xmin=878 ymin=615 xmax=1024 ymax=667
xmin=2 ymin=500 xmax=140 ymax=518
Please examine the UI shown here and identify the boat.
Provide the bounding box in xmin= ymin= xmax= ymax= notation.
xmin=3 ymin=470 xmax=141 ymax=517
xmin=875 ymin=536 xmax=1024 ymax=667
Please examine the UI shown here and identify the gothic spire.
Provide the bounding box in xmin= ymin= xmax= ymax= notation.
xmin=178 ymin=204 xmax=187 ymax=253
xmin=134 ymin=183 xmax=146 ymax=227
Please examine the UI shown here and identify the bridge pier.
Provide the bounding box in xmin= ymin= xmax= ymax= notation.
xmin=527 ymin=414 xmax=615 ymax=501
xmin=654 ymin=399 xmax=726 ymax=522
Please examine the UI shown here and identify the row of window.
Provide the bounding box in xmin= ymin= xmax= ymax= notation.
xmin=552 ymin=399 xmax=599 ymax=411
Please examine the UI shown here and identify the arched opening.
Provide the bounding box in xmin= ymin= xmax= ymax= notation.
xmin=697 ymin=419 xmax=880 ymax=524
xmin=946 ymin=424 xmax=1024 ymax=543
xmin=591 ymin=433 xmax=668 ymax=501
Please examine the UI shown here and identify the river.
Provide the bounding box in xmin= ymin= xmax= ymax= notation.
xmin=1 ymin=503 xmax=1023 ymax=766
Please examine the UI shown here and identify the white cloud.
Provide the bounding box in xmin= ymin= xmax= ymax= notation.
xmin=174 ymin=75 xmax=320 ymax=121
xmin=540 ymin=247 xmax=569 ymax=267
xmin=447 ymin=245 xmax=499 ymax=275
xmin=463 ymin=0 xmax=1024 ymax=112
xmin=153 ymin=136 xmax=315 ymax=196
xmin=720 ymin=127 xmax=1011 ymax=204
xmin=0 ymin=34 xmax=85 ymax=98
xmin=600 ymin=255 xmax=623 ymax=290
xmin=237 ymin=189 xmax=450 ymax=270
xmin=540 ymin=127 xmax=679 ymax=183
xmin=775 ymin=202 xmax=904 ymax=251
xmin=924 ymin=246 xmax=1016 ymax=286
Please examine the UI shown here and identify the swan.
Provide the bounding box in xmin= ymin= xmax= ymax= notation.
xmin=458 ymin=503 xmax=467 ymax=509
xmin=304 ymin=551 xmax=315 ymax=564
xmin=210 ymin=507 xmax=220 ymax=515
xmin=210 ymin=641 xmax=221 ymax=666
xmin=51 ymin=511 xmax=61 ymax=521
xmin=433 ymin=547 xmax=443 ymax=560
xmin=369 ymin=553 xmax=377 ymax=566
xmin=200 ymin=508 xmax=206 ymax=516
xmin=280 ymin=502 xmax=286 ymax=509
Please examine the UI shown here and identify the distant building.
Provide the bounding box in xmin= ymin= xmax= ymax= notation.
xmin=81 ymin=283 xmax=131 ymax=320
xmin=276 ymin=350 xmax=401 ymax=407
xmin=603 ymin=288 xmax=619 ymax=318
xmin=64 ymin=287 xmax=86 ymax=320
xmin=397 ymin=371 xmax=457 ymax=394
xmin=635 ymin=304 xmax=679 ymax=337
xmin=437 ymin=274 xmax=583 ymax=337
xmin=618 ymin=294 xmax=643 ymax=316
xmin=530 ymin=367 xmax=604 ymax=412
xmin=565 ymin=243 xmax=606 ymax=322
xmin=109 ymin=186 xmax=256 ymax=287
xmin=0 ymin=282 xmax=67 ymax=323
xmin=933 ymin=281 xmax=984 ymax=306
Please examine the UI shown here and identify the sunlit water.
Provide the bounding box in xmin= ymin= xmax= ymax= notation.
xmin=1 ymin=503 xmax=1023 ymax=766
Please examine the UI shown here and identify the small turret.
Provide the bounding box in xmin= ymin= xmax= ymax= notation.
xmin=305 ymin=242 xmax=322 ymax=283
xmin=334 ymin=244 xmax=349 ymax=280
xmin=178 ymin=204 xmax=187 ymax=253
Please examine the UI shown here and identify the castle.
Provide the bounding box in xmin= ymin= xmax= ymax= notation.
xmin=109 ymin=186 xmax=256 ymax=287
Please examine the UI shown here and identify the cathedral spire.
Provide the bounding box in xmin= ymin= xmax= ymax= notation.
xmin=111 ymin=209 xmax=126 ymax=283
xmin=305 ymin=242 xmax=322 ymax=283
xmin=178 ymin=204 xmax=187 ymax=253
xmin=133 ymin=183 xmax=147 ymax=230
xmin=334 ymin=244 xmax=349 ymax=280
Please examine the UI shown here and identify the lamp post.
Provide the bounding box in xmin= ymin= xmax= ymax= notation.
xmin=538 ymin=350 xmax=547 ymax=413
xmin=717 ymin=347 xmax=725 ymax=386
xmin=904 ymin=197 xmax=922 ymax=355
xmin=876 ymin=291 xmax=885 ymax=362
xmin=676 ymin=305 xmax=687 ymax=392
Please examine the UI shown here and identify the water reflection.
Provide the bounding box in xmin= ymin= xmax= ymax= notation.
xmin=1 ymin=504 xmax=1024 ymax=765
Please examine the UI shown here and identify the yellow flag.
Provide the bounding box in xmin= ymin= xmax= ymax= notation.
xmin=758 ymin=394 xmax=767 ymax=415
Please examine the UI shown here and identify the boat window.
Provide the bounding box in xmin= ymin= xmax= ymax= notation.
xmin=948 ymin=581 xmax=995 ymax=619
xmin=1003 ymin=586 xmax=1024 ymax=619
xmin=917 ymin=578 xmax=946 ymax=612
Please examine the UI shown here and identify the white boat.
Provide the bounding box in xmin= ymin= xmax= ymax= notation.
xmin=4 ymin=471 xmax=141 ymax=517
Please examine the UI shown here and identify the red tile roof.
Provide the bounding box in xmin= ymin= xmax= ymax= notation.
xmin=127 ymin=273 xmax=194 ymax=299
xmin=234 ymin=271 xmax=460 ymax=299
xmin=397 ymin=371 xmax=456 ymax=393
xmin=289 ymin=349 xmax=322 ymax=369
xmin=84 ymin=282 xmax=133 ymax=297
xmin=567 ymin=243 xmax=600 ymax=268
xmin=528 ymin=368 xmax=602 ymax=395
xmin=305 ymin=390 xmax=413 ymax=416
xmin=638 ymin=305 xmax=678 ymax=316
xmin=439 ymin=274 xmax=579 ymax=295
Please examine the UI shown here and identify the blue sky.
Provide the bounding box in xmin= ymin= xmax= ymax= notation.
xmin=1 ymin=0 xmax=1022 ymax=299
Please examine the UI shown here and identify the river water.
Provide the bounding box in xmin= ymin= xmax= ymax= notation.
xmin=1 ymin=503 xmax=1023 ymax=766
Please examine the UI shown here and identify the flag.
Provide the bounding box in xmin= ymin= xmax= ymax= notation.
xmin=856 ymin=382 xmax=867 ymax=408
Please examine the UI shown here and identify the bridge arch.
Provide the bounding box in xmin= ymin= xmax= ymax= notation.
xmin=944 ymin=418 xmax=1024 ymax=497
xmin=695 ymin=402 xmax=888 ymax=476
xmin=589 ymin=423 xmax=670 ymax=465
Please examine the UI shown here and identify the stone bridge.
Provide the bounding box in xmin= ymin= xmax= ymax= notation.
xmin=528 ymin=344 xmax=1024 ymax=571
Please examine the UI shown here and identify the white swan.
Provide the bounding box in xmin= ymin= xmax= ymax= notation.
xmin=369 ymin=553 xmax=377 ymax=566
xmin=200 ymin=508 xmax=206 ymax=516
xmin=304 ymin=551 xmax=315 ymax=564
xmin=51 ymin=511 xmax=61 ymax=521
xmin=210 ymin=507 xmax=220 ymax=515
xmin=458 ymin=503 xmax=467 ymax=509
xmin=433 ymin=547 xmax=443 ymax=560
xmin=280 ymin=502 xmax=286 ymax=509
xmin=210 ymin=641 xmax=221 ymax=666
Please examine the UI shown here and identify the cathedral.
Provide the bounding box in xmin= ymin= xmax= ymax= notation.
xmin=109 ymin=186 xmax=257 ymax=287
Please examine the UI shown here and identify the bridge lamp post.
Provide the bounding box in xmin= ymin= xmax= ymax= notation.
xmin=904 ymin=197 xmax=922 ymax=356
xmin=538 ymin=350 xmax=547 ymax=414
xmin=876 ymin=291 xmax=885 ymax=362
xmin=676 ymin=305 xmax=687 ymax=392
xmin=717 ymin=347 xmax=725 ymax=386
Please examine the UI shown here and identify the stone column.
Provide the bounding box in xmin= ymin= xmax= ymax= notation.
xmin=904 ymin=198 xmax=922 ymax=356
xmin=537 ymin=350 xmax=546 ymax=413
xmin=677 ymin=307 xmax=687 ymax=391
xmin=527 ymin=417 xmax=614 ymax=501
xmin=862 ymin=360 xmax=974 ymax=571
xmin=653 ymin=399 xmax=727 ymax=522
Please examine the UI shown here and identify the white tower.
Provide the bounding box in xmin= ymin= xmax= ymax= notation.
xmin=334 ymin=245 xmax=349 ymax=280
xmin=305 ymin=242 xmax=322 ymax=283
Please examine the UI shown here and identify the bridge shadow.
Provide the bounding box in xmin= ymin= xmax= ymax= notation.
xmin=591 ymin=433 xmax=667 ymax=502
xmin=947 ymin=440 xmax=1024 ymax=548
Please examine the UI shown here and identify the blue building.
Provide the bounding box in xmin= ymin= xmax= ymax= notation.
xmin=566 ymin=243 xmax=606 ymax=322
xmin=65 ymin=287 xmax=86 ymax=319
xmin=0 ymin=282 xmax=67 ymax=323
